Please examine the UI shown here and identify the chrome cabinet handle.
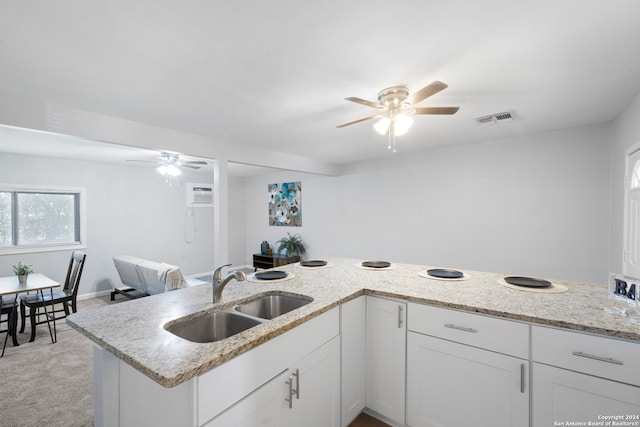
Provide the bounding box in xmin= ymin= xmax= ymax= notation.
xmin=398 ymin=305 xmax=404 ymax=329
xmin=572 ymin=351 xmax=624 ymax=365
xmin=444 ymin=323 xmax=478 ymax=333
xmin=285 ymin=375 xmax=297 ymax=408
xmin=520 ymin=363 xmax=525 ymax=394
xmin=293 ymin=369 xmax=300 ymax=399
xmin=285 ymin=369 xmax=301 ymax=409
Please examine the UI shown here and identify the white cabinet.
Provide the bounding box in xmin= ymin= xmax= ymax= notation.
xmin=532 ymin=326 xmax=640 ymax=427
xmin=207 ymin=336 xmax=341 ymax=427
xmin=286 ymin=335 xmax=341 ymax=427
xmin=532 ymin=363 xmax=640 ymax=427
xmin=340 ymin=296 xmax=366 ymax=427
xmin=406 ymin=303 xmax=529 ymax=427
xmin=365 ymin=296 xmax=406 ymax=425
xmin=94 ymin=295 xmax=640 ymax=427
xmin=407 ymin=332 xmax=529 ymax=427
xmin=196 ymin=307 xmax=339 ymax=426
xmin=93 ymin=307 xmax=340 ymax=427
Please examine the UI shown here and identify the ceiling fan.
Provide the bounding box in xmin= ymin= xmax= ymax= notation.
xmin=127 ymin=151 xmax=207 ymax=178
xmin=337 ymin=81 xmax=460 ymax=152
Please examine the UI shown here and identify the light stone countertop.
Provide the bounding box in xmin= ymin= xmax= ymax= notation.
xmin=66 ymin=257 xmax=640 ymax=388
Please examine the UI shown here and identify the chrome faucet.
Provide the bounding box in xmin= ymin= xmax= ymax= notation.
xmin=212 ymin=263 xmax=247 ymax=303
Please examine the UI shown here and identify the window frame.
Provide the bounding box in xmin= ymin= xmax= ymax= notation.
xmin=0 ymin=184 xmax=87 ymax=255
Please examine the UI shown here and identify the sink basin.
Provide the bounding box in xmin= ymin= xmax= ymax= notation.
xmin=165 ymin=311 xmax=263 ymax=343
xmin=235 ymin=294 xmax=313 ymax=320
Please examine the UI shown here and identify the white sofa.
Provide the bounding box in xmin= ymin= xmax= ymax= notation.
xmin=111 ymin=255 xmax=208 ymax=300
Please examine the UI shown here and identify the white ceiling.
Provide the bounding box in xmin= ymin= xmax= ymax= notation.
xmin=1 ymin=0 xmax=640 ymax=168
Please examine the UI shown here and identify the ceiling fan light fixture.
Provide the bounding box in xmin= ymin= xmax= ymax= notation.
xmin=394 ymin=113 xmax=413 ymax=136
xmin=373 ymin=113 xmax=413 ymax=136
xmin=339 ymin=81 xmax=458 ymax=154
xmin=374 ymin=117 xmax=390 ymax=135
xmin=166 ymin=164 xmax=182 ymax=176
xmin=156 ymin=164 xmax=182 ymax=176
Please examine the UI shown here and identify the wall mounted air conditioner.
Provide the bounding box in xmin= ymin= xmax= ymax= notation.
xmin=186 ymin=183 xmax=214 ymax=207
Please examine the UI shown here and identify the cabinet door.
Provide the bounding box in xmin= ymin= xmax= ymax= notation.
xmin=366 ymin=296 xmax=406 ymax=425
xmin=285 ymin=336 xmax=341 ymax=427
xmin=204 ymin=370 xmax=290 ymax=427
xmin=118 ymin=355 xmax=195 ymax=427
xmin=532 ymin=363 xmax=640 ymax=427
xmin=407 ymin=332 xmax=529 ymax=427
xmin=341 ymin=296 xmax=366 ymax=427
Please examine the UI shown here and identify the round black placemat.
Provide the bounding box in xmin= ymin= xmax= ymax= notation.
xmin=255 ymin=270 xmax=289 ymax=280
xmin=362 ymin=261 xmax=391 ymax=268
xmin=300 ymin=260 xmax=328 ymax=267
xmin=427 ymin=268 xmax=464 ymax=279
xmin=504 ymin=276 xmax=551 ymax=288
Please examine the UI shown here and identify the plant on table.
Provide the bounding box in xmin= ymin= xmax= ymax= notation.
xmin=275 ymin=233 xmax=306 ymax=257
xmin=12 ymin=261 xmax=33 ymax=284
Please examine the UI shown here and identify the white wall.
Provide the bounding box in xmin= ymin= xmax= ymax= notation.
xmin=246 ymin=123 xmax=612 ymax=284
xmin=1 ymin=118 xmax=620 ymax=292
xmin=609 ymin=92 xmax=640 ymax=276
xmin=0 ymin=152 xmax=225 ymax=296
xmin=228 ymin=175 xmax=248 ymax=268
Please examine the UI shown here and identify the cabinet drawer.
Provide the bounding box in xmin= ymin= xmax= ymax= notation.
xmin=408 ymin=303 xmax=529 ymax=359
xmin=532 ymin=326 xmax=640 ymax=387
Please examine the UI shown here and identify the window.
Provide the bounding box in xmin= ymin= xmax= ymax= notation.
xmin=624 ymin=148 xmax=640 ymax=279
xmin=632 ymin=158 xmax=640 ymax=189
xmin=0 ymin=185 xmax=86 ymax=254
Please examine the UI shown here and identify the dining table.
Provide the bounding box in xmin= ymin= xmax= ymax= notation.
xmin=0 ymin=273 xmax=59 ymax=357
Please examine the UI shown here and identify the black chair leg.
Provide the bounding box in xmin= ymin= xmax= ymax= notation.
xmin=19 ymin=302 xmax=26 ymax=333
xmin=29 ymin=307 xmax=37 ymax=342
xmin=10 ymin=309 xmax=19 ymax=346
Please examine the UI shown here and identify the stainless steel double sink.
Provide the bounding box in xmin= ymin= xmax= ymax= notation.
xmin=165 ymin=293 xmax=313 ymax=343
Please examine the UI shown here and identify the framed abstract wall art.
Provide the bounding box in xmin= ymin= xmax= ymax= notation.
xmin=268 ymin=182 xmax=301 ymax=226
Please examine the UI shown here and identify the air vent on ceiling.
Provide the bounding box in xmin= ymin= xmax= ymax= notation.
xmin=475 ymin=111 xmax=513 ymax=126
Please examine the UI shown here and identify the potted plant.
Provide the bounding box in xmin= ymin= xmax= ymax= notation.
xmin=13 ymin=261 xmax=34 ymax=285
xmin=276 ymin=233 xmax=306 ymax=257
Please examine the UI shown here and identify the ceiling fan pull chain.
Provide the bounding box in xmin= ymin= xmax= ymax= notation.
xmin=388 ymin=119 xmax=397 ymax=153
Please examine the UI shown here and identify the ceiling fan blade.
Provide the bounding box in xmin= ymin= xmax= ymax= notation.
xmin=413 ymin=106 xmax=460 ymax=115
xmin=337 ymin=114 xmax=383 ymax=128
xmin=345 ymin=97 xmax=383 ymax=109
xmin=409 ymin=81 xmax=448 ymax=105
xmin=182 ymin=165 xmax=201 ymax=169
xmin=126 ymin=159 xmax=162 ymax=164
xmin=183 ymin=160 xmax=207 ymax=165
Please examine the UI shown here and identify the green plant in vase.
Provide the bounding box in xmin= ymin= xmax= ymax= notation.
xmin=13 ymin=261 xmax=34 ymax=285
xmin=275 ymin=233 xmax=306 ymax=257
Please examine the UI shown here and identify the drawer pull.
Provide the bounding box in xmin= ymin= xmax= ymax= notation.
xmin=398 ymin=305 xmax=404 ymax=329
xmin=520 ymin=363 xmax=525 ymax=394
xmin=571 ymin=351 xmax=624 ymax=365
xmin=444 ymin=323 xmax=478 ymax=334
xmin=293 ymin=369 xmax=300 ymax=399
xmin=285 ymin=372 xmax=299 ymax=409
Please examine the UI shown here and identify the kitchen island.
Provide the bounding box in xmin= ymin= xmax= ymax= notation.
xmin=67 ymin=258 xmax=640 ymax=427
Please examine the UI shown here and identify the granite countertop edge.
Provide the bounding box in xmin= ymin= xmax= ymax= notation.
xmin=67 ymin=258 xmax=640 ymax=388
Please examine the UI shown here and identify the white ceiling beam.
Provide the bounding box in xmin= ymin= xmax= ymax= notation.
xmin=0 ymin=91 xmax=340 ymax=177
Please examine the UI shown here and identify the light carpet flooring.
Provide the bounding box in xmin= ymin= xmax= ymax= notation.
xmin=0 ymin=295 xmax=116 ymax=427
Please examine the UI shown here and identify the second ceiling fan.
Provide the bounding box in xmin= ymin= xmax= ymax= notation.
xmin=127 ymin=151 xmax=207 ymax=184
xmin=337 ymin=81 xmax=459 ymax=152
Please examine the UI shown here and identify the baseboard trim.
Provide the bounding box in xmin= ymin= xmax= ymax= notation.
xmin=77 ymin=289 xmax=113 ymax=300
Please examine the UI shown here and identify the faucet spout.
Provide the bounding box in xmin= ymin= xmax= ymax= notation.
xmin=212 ymin=266 xmax=246 ymax=303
